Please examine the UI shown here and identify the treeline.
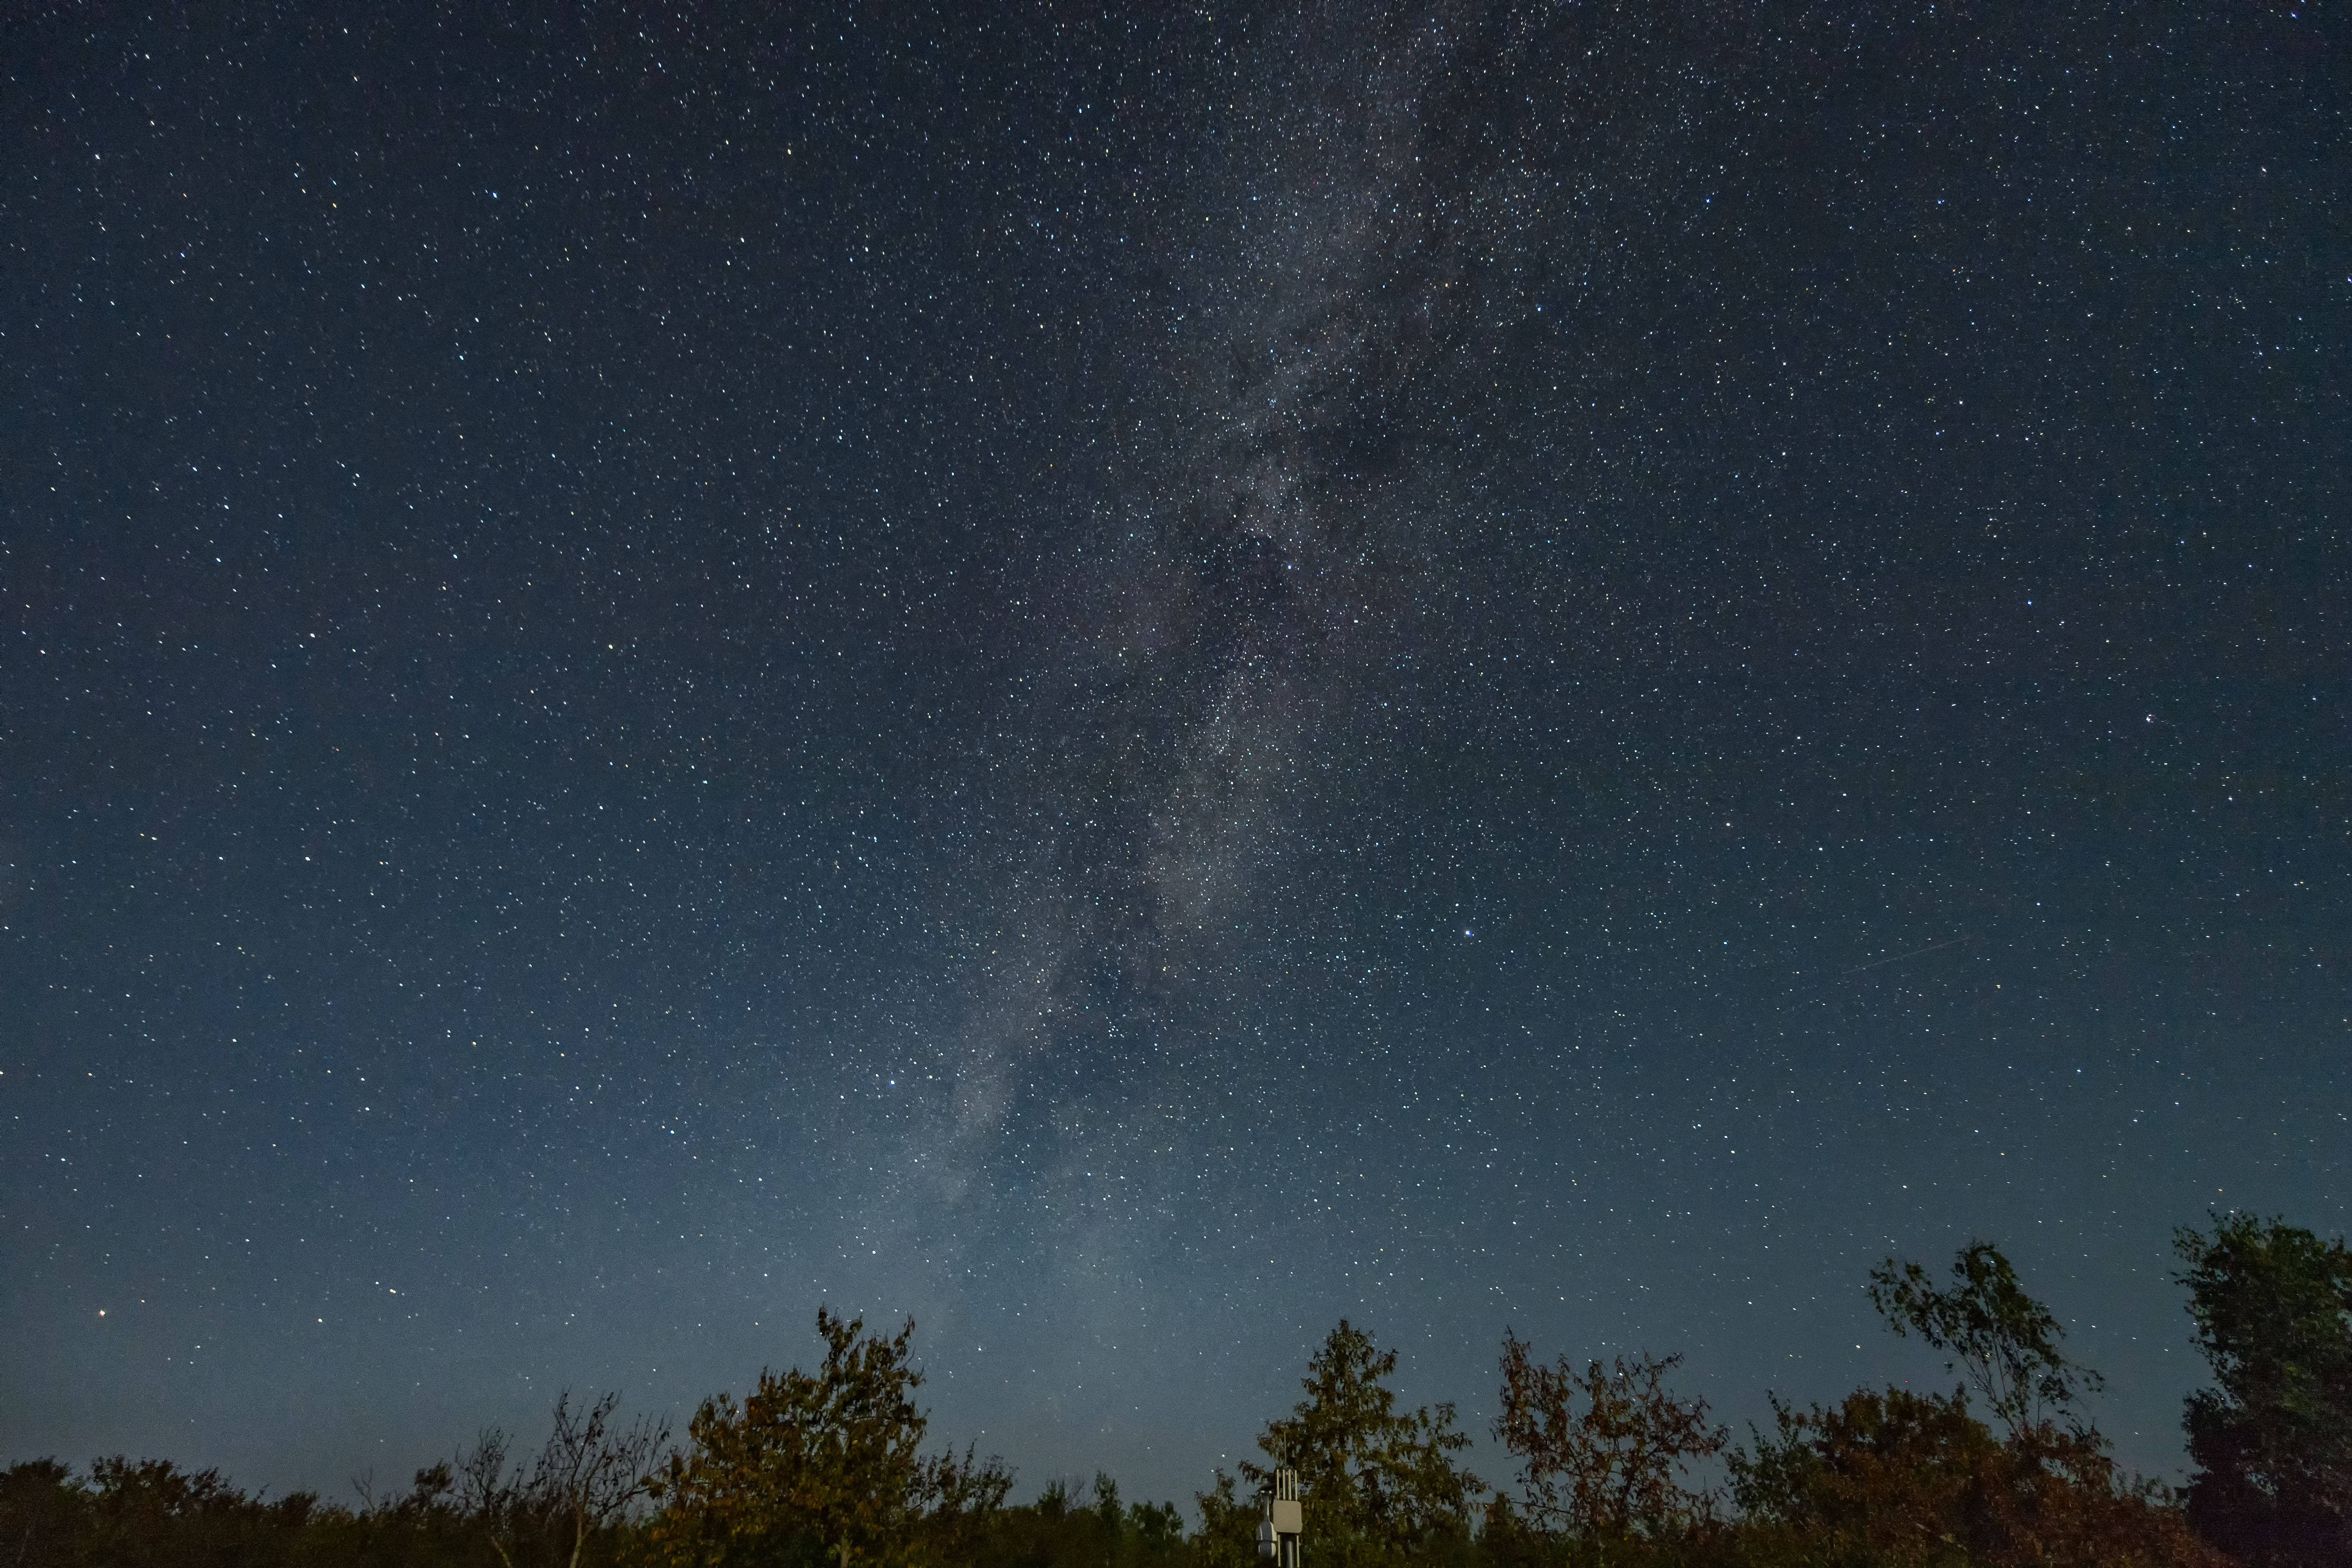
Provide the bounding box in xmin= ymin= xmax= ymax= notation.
xmin=6 ymin=1214 xmax=2346 ymax=1568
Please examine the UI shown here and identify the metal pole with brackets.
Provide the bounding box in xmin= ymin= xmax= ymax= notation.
xmin=1256 ymin=1468 xmax=1302 ymax=1568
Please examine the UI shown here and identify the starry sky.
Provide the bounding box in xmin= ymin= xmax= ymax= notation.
xmin=3 ymin=0 xmax=2345 ymax=1510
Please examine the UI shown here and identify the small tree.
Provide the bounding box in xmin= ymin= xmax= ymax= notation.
xmin=1243 ymin=1320 xmax=1481 ymax=1562
xmin=1868 ymin=1241 xmax=2103 ymax=1437
xmin=1493 ymin=1333 xmax=1724 ymax=1546
xmin=645 ymin=1309 xmax=1010 ymax=1568
xmin=1192 ymin=1469 xmax=1263 ymax=1568
xmin=455 ymin=1392 xmax=670 ymax=1568
xmin=535 ymin=1392 xmax=671 ymax=1568
xmin=2175 ymin=1214 xmax=2352 ymax=1568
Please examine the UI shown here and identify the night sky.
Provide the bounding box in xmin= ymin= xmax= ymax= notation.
xmin=4 ymin=1 xmax=2345 ymax=1509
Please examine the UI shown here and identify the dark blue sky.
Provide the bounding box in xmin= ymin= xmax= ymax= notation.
xmin=4 ymin=0 xmax=2344 ymax=1510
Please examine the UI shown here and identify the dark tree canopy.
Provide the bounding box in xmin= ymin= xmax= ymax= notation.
xmin=1730 ymin=1386 xmax=2224 ymax=1568
xmin=1239 ymin=1320 xmax=1482 ymax=1563
xmin=2175 ymin=1214 xmax=2352 ymax=1568
xmin=646 ymin=1309 xmax=1011 ymax=1568
xmin=1493 ymin=1336 xmax=1724 ymax=1543
xmin=12 ymin=1226 xmax=2349 ymax=1568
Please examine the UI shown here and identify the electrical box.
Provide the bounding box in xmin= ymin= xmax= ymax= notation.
xmin=1260 ymin=1467 xmax=1302 ymax=1568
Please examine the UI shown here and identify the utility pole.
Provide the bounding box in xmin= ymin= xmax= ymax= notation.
xmin=1256 ymin=1468 xmax=1302 ymax=1568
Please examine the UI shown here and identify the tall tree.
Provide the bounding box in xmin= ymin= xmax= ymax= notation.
xmin=2175 ymin=1214 xmax=2352 ymax=1568
xmin=645 ymin=1309 xmax=1011 ymax=1568
xmin=1493 ymin=1334 xmax=1724 ymax=1545
xmin=1243 ymin=1320 xmax=1481 ymax=1562
xmin=1868 ymin=1241 xmax=2103 ymax=1438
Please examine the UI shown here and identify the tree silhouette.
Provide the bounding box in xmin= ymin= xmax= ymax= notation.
xmin=1243 ymin=1320 xmax=1481 ymax=1562
xmin=645 ymin=1308 xmax=1010 ymax=1568
xmin=1731 ymin=1385 xmax=2224 ymax=1568
xmin=452 ymin=1391 xmax=669 ymax=1568
xmin=1493 ymin=1333 xmax=1724 ymax=1546
xmin=1868 ymin=1241 xmax=2103 ymax=1438
xmin=2175 ymin=1213 xmax=2352 ymax=1568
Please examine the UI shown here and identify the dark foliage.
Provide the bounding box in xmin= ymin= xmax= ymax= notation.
xmin=966 ymin=1474 xmax=1188 ymax=1568
xmin=21 ymin=1224 xmax=2352 ymax=1568
xmin=1236 ymin=1319 xmax=1482 ymax=1567
xmin=0 ymin=1389 xmax=662 ymax=1568
xmin=1730 ymin=1387 xmax=2222 ymax=1568
xmin=0 ymin=1456 xmax=330 ymax=1568
xmin=1867 ymin=1241 xmax=2104 ymax=1439
xmin=1493 ymin=1337 xmax=1723 ymax=1543
xmin=644 ymin=1309 xmax=1013 ymax=1568
xmin=2176 ymin=1215 xmax=2352 ymax=1568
